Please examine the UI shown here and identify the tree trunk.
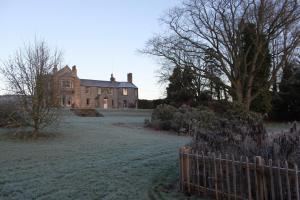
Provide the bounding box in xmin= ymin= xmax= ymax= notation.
xmin=33 ymin=119 xmax=39 ymax=138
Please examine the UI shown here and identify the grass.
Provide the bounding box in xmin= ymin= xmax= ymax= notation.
xmin=0 ymin=109 xmax=190 ymax=200
xmin=264 ymin=121 xmax=299 ymax=134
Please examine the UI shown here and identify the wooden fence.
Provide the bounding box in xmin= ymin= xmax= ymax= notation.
xmin=179 ymin=146 xmax=300 ymax=200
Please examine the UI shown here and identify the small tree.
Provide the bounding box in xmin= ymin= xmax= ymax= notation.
xmin=0 ymin=40 xmax=62 ymax=137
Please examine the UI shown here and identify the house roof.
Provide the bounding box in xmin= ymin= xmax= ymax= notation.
xmin=80 ymin=79 xmax=138 ymax=89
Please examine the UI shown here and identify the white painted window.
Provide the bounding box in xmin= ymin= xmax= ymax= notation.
xmin=98 ymin=88 xmax=101 ymax=95
xmin=122 ymin=88 xmax=128 ymax=96
xmin=61 ymin=80 xmax=72 ymax=88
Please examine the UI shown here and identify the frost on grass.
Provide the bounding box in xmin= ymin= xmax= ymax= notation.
xmin=0 ymin=110 xmax=189 ymax=200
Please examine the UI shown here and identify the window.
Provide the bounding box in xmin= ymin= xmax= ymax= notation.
xmin=61 ymin=80 xmax=72 ymax=88
xmin=85 ymin=87 xmax=89 ymax=94
xmin=108 ymin=88 xmax=113 ymax=95
xmin=135 ymin=89 xmax=138 ymax=97
xmin=61 ymin=95 xmax=72 ymax=107
xmin=122 ymin=88 xmax=128 ymax=96
xmin=86 ymin=98 xmax=90 ymax=106
xmin=100 ymin=88 xmax=112 ymax=95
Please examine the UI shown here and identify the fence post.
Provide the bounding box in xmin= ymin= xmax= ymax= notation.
xmin=180 ymin=146 xmax=192 ymax=194
xmin=294 ymin=163 xmax=300 ymax=200
xmin=246 ymin=157 xmax=252 ymax=200
xmin=179 ymin=147 xmax=183 ymax=192
xmin=255 ymin=156 xmax=264 ymax=200
xmin=213 ymin=153 xmax=219 ymax=200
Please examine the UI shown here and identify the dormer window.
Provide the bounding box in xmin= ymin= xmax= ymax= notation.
xmin=61 ymin=80 xmax=73 ymax=88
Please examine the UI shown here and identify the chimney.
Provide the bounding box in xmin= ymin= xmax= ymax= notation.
xmin=110 ymin=74 xmax=116 ymax=82
xmin=53 ymin=65 xmax=58 ymax=74
xmin=127 ymin=73 xmax=132 ymax=83
xmin=72 ymin=65 xmax=77 ymax=77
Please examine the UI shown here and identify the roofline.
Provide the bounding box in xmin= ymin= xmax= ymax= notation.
xmin=79 ymin=79 xmax=138 ymax=88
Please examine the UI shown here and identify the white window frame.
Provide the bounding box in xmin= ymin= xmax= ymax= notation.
xmin=122 ymin=88 xmax=128 ymax=96
xmin=61 ymin=80 xmax=73 ymax=88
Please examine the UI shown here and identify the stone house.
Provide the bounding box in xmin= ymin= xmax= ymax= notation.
xmin=52 ymin=65 xmax=138 ymax=109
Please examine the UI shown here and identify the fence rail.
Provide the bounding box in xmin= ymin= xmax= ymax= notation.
xmin=179 ymin=146 xmax=300 ymax=200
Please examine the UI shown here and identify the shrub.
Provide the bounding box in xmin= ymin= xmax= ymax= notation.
xmin=171 ymin=105 xmax=216 ymax=133
xmin=71 ymin=109 xmax=104 ymax=117
xmin=265 ymin=122 xmax=300 ymax=164
xmin=0 ymin=101 xmax=26 ymax=127
xmin=191 ymin=111 xmax=300 ymax=165
xmin=150 ymin=104 xmax=177 ymax=130
xmin=191 ymin=108 xmax=267 ymax=157
xmin=151 ymin=104 xmax=176 ymax=121
xmin=149 ymin=104 xmax=219 ymax=132
xmin=149 ymin=103 xmax=270 ymax=159
xmin=138 ymin=99 xmax=167 ymax=109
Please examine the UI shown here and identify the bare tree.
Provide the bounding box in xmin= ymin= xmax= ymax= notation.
xmin=0 ymin=40 xmax=62 ymax=137
xmin=143 ymin=0 xmax=300 ymax=110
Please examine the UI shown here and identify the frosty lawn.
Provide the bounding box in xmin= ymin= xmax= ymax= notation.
xmin=0 ymin=110 xmax=190 ymax=200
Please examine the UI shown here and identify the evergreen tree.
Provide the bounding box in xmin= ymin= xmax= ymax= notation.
xmin=271 ymin=63 xmax=300 ymax=121
xmin=166 ymin=66 xmax=197 ymax=107
xmin=240 ymin=23 xmax=272 ymax=113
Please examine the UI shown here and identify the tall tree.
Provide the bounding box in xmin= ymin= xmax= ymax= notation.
xmin=0 ymin=40 xmax=62 ymax=137
xmin=272 ymin=62 xmax=300 ymax=120
xmin=166 ymin=66 xmax=198 ymax=106
xmin=240 ymin=23 xmax=272 ymax=113
xmin=143 ymin=0 xmax=300 ymax=111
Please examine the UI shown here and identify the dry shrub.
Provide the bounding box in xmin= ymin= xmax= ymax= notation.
xmin=191 ymin=108 xmax=267 ymax=158
xmin=150 ymin=103 xmax=300 ymax=164
xmin=0 ymin=100 xmax=26 ymax=128
xmin=192 ymin=113 xmax=300 ymax=164
xmin=265 ymin=123 xmax=300 ymax=164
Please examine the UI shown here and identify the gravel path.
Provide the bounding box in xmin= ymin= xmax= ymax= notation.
xmin=0 ymin=110 xmax=189 ymax=200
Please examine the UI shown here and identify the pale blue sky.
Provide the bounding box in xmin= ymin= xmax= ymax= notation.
xmin=0 ymin=0 xmax=180 ymax=99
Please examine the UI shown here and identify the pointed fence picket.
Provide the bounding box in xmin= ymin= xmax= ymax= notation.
xmin=179 ymin=146 xmax=300 ymax=200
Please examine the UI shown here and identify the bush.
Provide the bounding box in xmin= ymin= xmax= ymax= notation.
xmin=138 ymin=99 xmax=166 ymax=109
xmin=265 ymin=122 xmax=300 ymax=164
xmin=71 ymin=109 xmax=104 ymax=117
xmin=170 ymin=105 xmax=216 ymax=132
xmin=192 ymin=111 xmax=300 ymax=164
xmin=191 ymin=107 xmax=266 ymax=157
xmin=150 ymin=104 xmax=176 ymax=130
xmin=149 ymin=104 xmax=218 ymax=132
xmin=0 ymin=101 xmax=26 ymax=127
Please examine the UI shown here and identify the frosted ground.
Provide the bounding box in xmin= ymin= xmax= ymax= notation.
xmin=0 ymin=110 xmax=190 ymax=200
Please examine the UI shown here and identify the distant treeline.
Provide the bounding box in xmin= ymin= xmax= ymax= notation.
xmin=138 ymin=99 xmax=166 ymax=109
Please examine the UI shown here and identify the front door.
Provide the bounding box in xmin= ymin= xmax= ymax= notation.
xmin=103 ymin=98 xmax=108 ymax=109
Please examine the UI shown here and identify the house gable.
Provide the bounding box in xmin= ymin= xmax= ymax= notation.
xmin=56 ymin=66 xmax=73 ymax=78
